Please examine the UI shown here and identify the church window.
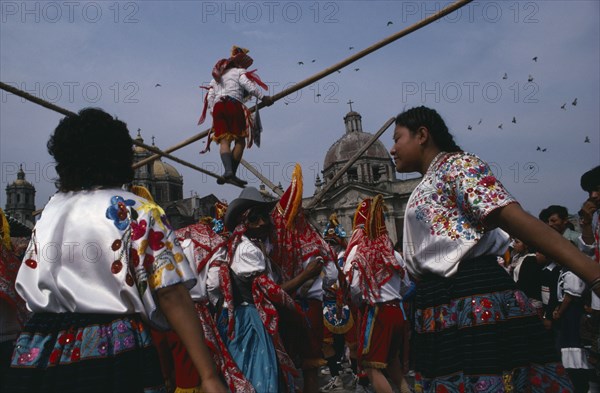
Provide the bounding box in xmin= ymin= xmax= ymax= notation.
xmin=347 ymin=167 xmax=358 ymax=182
xmin=372 ymin=165 xmax=382 ymax=182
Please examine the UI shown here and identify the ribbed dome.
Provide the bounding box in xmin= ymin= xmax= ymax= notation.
xmin=153 ymin=160 xmax=182 ymax=180
xmin=324 ymin=131 xmax=391 ymax=171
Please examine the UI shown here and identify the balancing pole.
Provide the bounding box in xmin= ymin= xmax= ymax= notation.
xmin=0 ymin=82 xmax=241 ymax=187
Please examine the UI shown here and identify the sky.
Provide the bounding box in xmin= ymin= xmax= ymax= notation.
xmin=1 ymin=0 xmax=599 ymax=218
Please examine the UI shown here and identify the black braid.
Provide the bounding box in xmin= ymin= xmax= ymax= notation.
xmin=395 ymin=106 xmax=461 ymax=152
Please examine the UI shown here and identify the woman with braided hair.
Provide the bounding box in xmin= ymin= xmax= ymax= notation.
xmin=390 ymin=106 xmax=600 ymax=391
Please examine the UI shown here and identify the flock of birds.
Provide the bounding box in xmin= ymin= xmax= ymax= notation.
xmin=464 ymin=56 xmax=591 ymax=152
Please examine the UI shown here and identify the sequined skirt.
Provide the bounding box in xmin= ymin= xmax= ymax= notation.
xmin=413 ymin=255 xmax=574 ymax=392
xmin=2 ymin=312 xmax=166 ymax=393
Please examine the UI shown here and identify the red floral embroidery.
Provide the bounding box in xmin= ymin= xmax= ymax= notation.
xmin=58 ymin=333 xmax=75 ymax=346
xmin=148 ymin=229 xmax=165 ymax=251
xmin=111 ymin=260 xmax=123 ymax=274
xmin=70 ymin=347 xmax=80 ymax=361
xmin=25 ymin=259 xmax=37 ymax=269
xmin=117 ymin=201 xmax=128 ymax=220
xmin=130 ymin=248 xmax=140 ymax=267
xmin=131 ymin=219 xmax=147 ymax=241
xmin=111 ymin=239 xmax=122 ymax=251
xmin=143 ymin=254 xmax=155 ymax=270
xmin=49 ymin=349 xmax=61 ymax=365
xmin=436 ymin=385 xmax=449 ymax=393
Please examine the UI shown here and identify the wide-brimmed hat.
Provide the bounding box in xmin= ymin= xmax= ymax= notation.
xmin=224 ymin=187 xmax=277 ymax=231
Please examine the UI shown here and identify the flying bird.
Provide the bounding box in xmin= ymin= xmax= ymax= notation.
xmin=467 ymin=125 xmax=472 ymax=131
xmin=336 ymin=70 xmax=342 ymax=74
xmin=478 ymin=119 xmax=482 ymax=125
xmin=585 ymin=136 xmax=591 ymax=143
xmin=498 ymin=123 xmax=503 ymax=129
xmin=561 ymin=103 xmax=566 ymax=110
xmin=155 ymin=83 xmax=161 ymax=87
xmin=316 ymin=93 xmax=322 ymax=97
xmin=536 ymin=146 xmax=541 ymax=151
xmin=298 ymin=61 xmax=304 ymax=65
xmin=387 ymin=21 xmax=393 ymax=26
xmin=528 ymin=75 xmax=534 ymax=82
xmin=572 ymin=98 xmax=578 ymax=106
xmin=532 ymin=56 xmax=538 ymax=62
xmin=349 ymin=46 xmax=355 ymax=50
xmin=502 ymin=73 xmax=508 ymax=80
xmin=512 ymin=117 xmax=516 ymax=124
xmin=354 ymin=68 xmax=360 ymax=72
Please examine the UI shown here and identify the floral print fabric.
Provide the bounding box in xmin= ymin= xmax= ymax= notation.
xmin=403 ymin=152 xmax=516 ymax=278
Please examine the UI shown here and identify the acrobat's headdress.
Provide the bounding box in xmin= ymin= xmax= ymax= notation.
xmin=230 ymin=45 xmax=254 ymax=69
xmin=352 ymin=194 xmax=387 ymax=239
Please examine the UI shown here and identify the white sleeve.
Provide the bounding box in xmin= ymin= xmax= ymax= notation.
xmin=207 ymin=80 xmax=217 ymax=113
xmin=239 ymin=72 xmax=264 ymax=99
xmin=344 ymin=246 xmax=362 ymax=303
xmin=322 ymin=259 xmax=339 ymax=289
xmin=206 ymin=259 xmax=223 ymax=306
xmin=564 ymin=271 xmax=586 ymax=297
xmin=394 ymin=250 xmax=412 ymax=288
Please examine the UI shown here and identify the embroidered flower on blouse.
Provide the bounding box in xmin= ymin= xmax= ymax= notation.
xmin=148 ymin=229 xmax=165 ymax=251
xmin=106 ymin=196 xmax=136 ymax=230
xmin=130 ymin=219 xmax=147 ymax=241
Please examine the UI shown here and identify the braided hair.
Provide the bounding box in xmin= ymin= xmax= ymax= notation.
xmin=395 ymin=106 xmax=461 ymax=152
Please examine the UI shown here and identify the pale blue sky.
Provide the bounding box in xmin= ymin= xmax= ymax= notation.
xmin=1 ymin=1 xmax=599 ymax=216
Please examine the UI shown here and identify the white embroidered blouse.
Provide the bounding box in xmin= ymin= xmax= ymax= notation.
xmin=15 ymin=189 xmax=196 ymax=329
xmin=403 ymin=152 xmax=516 ymax=278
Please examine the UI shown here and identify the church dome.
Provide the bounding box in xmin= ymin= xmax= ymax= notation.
xmin=324 ymin=132 xmax=391 ymax=171
xmin=153 ymin=160 xmax=182 ymax=180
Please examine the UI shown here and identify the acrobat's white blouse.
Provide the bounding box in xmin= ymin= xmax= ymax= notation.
xmin=207 ymin=68 xmax=264 ymax=112
xmin=15 ymin=189 xmax=196 ymax=329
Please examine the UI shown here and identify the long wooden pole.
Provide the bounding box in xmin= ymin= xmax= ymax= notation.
xmin=132 ymin=0 xmax=473 ymax=169
xmin=306 ymin=117 xmax=396 ymax=210
xmin=0 ymin=82 xmax=239 ymax=187
xmin=240 ymin=159 xmax=283 ymax=197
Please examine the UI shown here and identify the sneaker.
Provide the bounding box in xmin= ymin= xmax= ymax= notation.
xmin=320 ymin=376 xmax=344 ymax=392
